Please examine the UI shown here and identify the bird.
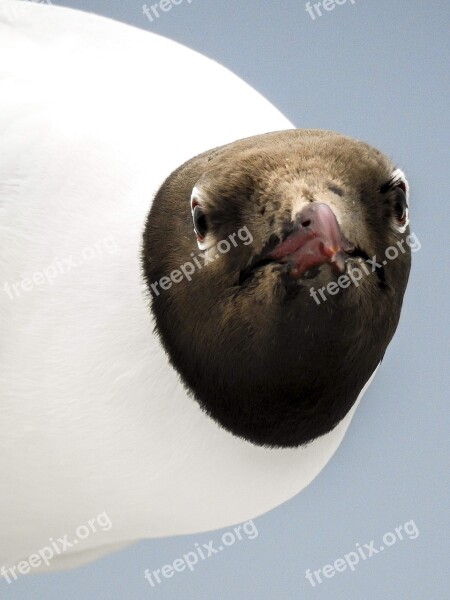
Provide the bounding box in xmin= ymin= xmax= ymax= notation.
xmin=0 ymin=0 xmax=411 ymax=574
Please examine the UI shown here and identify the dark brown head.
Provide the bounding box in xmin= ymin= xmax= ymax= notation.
xmin=142 ymin=129 xmax=412 ymax=447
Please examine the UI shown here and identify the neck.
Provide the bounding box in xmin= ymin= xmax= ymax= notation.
xmin=151 ymin=283 xmax=391 ymax=447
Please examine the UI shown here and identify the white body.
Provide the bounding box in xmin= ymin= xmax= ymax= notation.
xmin=0 ymin=0 xmax=376 ymax=571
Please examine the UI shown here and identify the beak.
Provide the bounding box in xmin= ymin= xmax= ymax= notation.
xmin=268 ymin=203 xmax=354 ymax=277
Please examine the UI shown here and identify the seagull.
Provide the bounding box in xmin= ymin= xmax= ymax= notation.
xmin=0 ymin=0 xmax=411 ymax=573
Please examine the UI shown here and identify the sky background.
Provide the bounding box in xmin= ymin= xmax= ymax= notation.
xmin=2 ymin=0 xmax=449 ymax=598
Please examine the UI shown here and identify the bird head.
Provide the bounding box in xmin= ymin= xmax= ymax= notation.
xmin=143 ymin=130 xmax=412 ymax=447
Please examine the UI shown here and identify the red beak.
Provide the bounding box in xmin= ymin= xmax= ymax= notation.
xmin=268 ymin=203 xmax=354 ymax=277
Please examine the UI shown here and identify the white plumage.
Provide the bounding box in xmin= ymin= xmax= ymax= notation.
xmin=0 ymin=0 xmax=376 ymax=571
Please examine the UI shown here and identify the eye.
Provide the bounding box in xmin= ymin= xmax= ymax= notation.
xmin=192 ymin=204 xmax=208 ymax=240
xmin=393 ymin=187 xmax=408 ymax=226
xmin=380 ymin=169 xmax=410 ymax=233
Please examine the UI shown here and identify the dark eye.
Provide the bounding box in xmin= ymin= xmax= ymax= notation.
xmin=193 ymin=204 xmax=208 ymax=240
xmin=393 ymin=187 xmax=408 ymax=225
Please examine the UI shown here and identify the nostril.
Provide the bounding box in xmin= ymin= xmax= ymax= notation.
xmin=301 ymin=219 xmax=312 ymax=228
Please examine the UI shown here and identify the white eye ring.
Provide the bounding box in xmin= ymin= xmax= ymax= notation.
xmin=390 ymin=169 xmax=410 ymax=233
xmin=395 ymin=210 xmax=409 ymax=233
xmin=391 ymin=168 xmax=410 ymax=206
